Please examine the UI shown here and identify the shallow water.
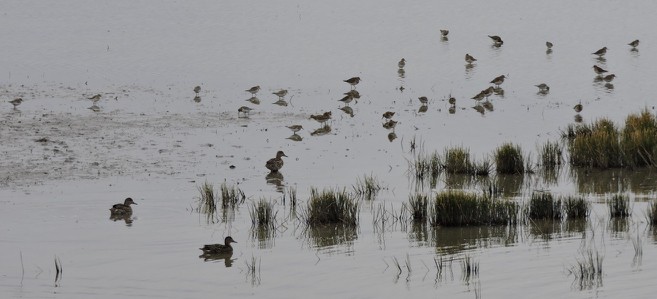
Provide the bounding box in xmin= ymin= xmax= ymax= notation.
xmin=2 ymin=1 xmax=657 ymax=298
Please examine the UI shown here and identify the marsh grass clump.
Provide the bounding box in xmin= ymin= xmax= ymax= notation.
xmin=221 ymin=182 xmax=246 ymax=209
xmin=353 ymin=174 xmax=383 ymax=200
xmin=430 ymin=191 xmax=518 ymax=226
xmin=412 ymin=151 xmax=442 ymax=184
xmin=304 ymin=188 xmax=359 ymax=227
xmin=647 ymin=201 xmax=657 ymax=226
xmin=622 ymin=109 xmax=657 ymax=167
xmin=608 ymin=194 xmax=631 ymax=218
xmin=408 ymin=194 xmax=429 ymax=223
xmin=443 ymin=147 xmax=473 ymax=174
xmin=540 ymin=140 xmax=563 ymax=169
xmin=562 ymin=195 xmax=589 ymax=219
xmin=494 ymin=143 xmax=525 ymax=174
xmin=249 ymin=199 xmax=277 ymax=229
xmin=568 ymin=249 xmax=604 ymax=290
xmin=197 ymin=181 xmax=217 ymax=215
xmin=471 ymin=157 xmax=492 ymax=176
xmin=527 ymin=192 xmax=562 ymax=220
xmin=568 ymin=118 xmax=623 ymax=168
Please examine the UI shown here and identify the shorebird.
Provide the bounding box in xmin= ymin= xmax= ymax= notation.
xmin=238 ymin=106 xmax=254 ymax=117
xmin=440 ymin=29 xmax=449 ymax=37
xmin=8 ymin=98 xmax=23 ymax=109
xmin=382 ymin=119 xmax=398 ymax=130
xmin=344 ymin=77 xmax=361 ymax=89
xmin=265 ymin=151 xmax=287 ymax=172
xmin=471 ymin=91 xmax=486 ymax=102
xmin=245 ymin=85 xmax=260 ymax=95
xmin=398 ymin=58 xmax=406 ymax=69
xmin=483 ymin=87 xmax=495 ymax=99
xmin=574 ymin=102 xmax=583 ymax=113
xmin=448 ymin=95 xmax=456 ymax=106
xmin=344 ymin=90 xmax=360 ymax=99
xmin=339 ymin=94 xmax=354 ymax=106
xmin=193 ymin=86 xmax=201 ymax=95
xmin=465 ymin=53 xmax=477 ymax=64
xmin=592 ymin=47 xmax=607 ymax=57
xmin=88 ymin=94 xmax=102 ymax=104
xmin=603 ymin=74 xmax=616 ymax=82
xmin=200 ymin=236 xmax=237 ymax=255
xmin=418 ymin=96 xmax=429 ymax=105
xmin=628 ymin=39 xmax=640 ymax=48
xmin=490 ymin=75 xmax=506 ymax=87
xmin=110 ymin=198 xmax=137 ymax=215
xmin=593 ymin=65 xmax=608 ymax=75
xmin=272 ymin=89 xmax=288 ymax=98
xmin=286 ymin=125 xmax=303 ymax=133
xmin=535 ymin=83 xmax=550 ymax=92
xmin=382 ymin=111 xmax=395 ymax=119
xmin=310 ymin=111 xmax=332 ymax=123
xmin=488 ymin=35 xmax=503 ymax=45
xmin=546 ymin=41 xmax=553 ymax=49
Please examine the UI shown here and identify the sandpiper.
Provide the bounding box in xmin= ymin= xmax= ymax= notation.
xmin=382 ymin=111 xmax=395 ymax=119
xmin=592 ymin=47 xmax=607 ymax=57
xmin=88 ymin=94 xmax=102 ymax=104
xmin=546 ymin=41 xmax=553 ymax=49
xmin=593 ymin=65 xmax=608 ymax=75
xmin=286 ymin=125 xmax=303 ymax=133
xmin=574 ymin=102 xmax=583 ymax=113
xmin=272 ymin=89 xmax=288 ymax=98
xmin=344 ymin=89 xmax=361 ymax=99
xmin=628 ymin=39 xmax=639 ymax=48
xmin=238 ymin=106 xmax=254 ymax=117
xmin=339 ymin=94 xmax=354 ymax=106
xmin=200 ymin=236 xmax=237 ymax=255
xmin=465 ymin=53 xmax=477 ymax=64
xmin=194 ymin=86 xmax=201 ymax=95
xmin=448 ymin=95 xmax=456 ymax=106
xmin=310 ymin=111 xmax=332 ymax=123
xmin=471 ymin=91 xmax=486 ymax=102
xmin=110 ymin=198 xmax=137 ymax=215
xmin=483 ymin=86 xmax=495 ymax=99
xmin=490 ymin=75 xmax=506 ymax=87
xmin=603 ymin=74 xmax=616 ymax=82
xmin=418 ymin=96 xmax=429 ymax=105
xmin=398 ymin=58 xmax=406 ymax=69
xmin=488 ymin=35 xmax=503 ymax=45
xmin=535 ymin=83 xmax=550 ymax=92
xmin=382 ymin=119 xmax=398 ymax=130
xmin=344 ymin=77 xmax=361 ymax=89
xmin=265 ymin=151 xmax=287 ymax=172
xmin=440 ymin=29 xmax=449 ymax=37
xmin=8 ymin=98 xmax=23 ymax=109
xmin=245 ymin=85 xmax=260 ymax=95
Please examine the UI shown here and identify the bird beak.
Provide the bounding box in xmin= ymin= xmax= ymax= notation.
xmin=133 ymin=202 xmax=138 ymax=205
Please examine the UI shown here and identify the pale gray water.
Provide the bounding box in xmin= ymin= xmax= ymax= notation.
xmin=1 ymin=1 xmax=657 ymax=298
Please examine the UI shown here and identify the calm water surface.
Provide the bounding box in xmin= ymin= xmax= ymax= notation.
xmin=1 ymin=1 xmax=657 ymax=298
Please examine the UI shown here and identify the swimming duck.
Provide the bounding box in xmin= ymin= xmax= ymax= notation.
xmin=200 ymin=236 xmax=237 ymax=254
xmin=110 ymin=198 xmax=137 ymax=215
xmin=266 ymin=151 xmax=287 ymax=172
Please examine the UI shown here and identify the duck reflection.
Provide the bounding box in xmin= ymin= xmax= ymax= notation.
xmin=265 ymin=171 xmax=285 ymax=192
xmin=287 ymin=133 xmax=303 ymax=142
xmin=311 ymin=124 xmax=332 ymax=136
xmin=198 ymin=251 xmax=235 ymax=267
xmin=109 ymin=214 xmax=134 ymax=226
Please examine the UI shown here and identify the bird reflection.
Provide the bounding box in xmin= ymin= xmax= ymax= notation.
xmin=387 ymin=132 xmax=397 ymax=142
xmin=595 ymin=56 xmax=606 ymax=64
xmin=109 ymin=214 xmax=134 ymax=226
xmin=482 ymin=100 xmax=494 ymax=112
xmin=193 ymin=95 xmax=202 ymax=103
xmin=472 ymin=104 xmax=485 ymax=115
xmin=441 ymin=36 xmax=448 ymax=42
xmin=265 ymin=171 xmax=285 ymax=192
xmin=246 ymin=97 xmax=260 ymax=105
xmin=287 ymin=133 xmax=303 ymax=142
xmin=273 ymin=99 xmax=288 ymax=106
xmin=88 ymin=105 xmax=101 ymax=112
xmin=574 ymin=114 xmax=583 ymax=123
xmin=448 ymin=106 xmax=456 ymax=114
xmin=604 ymin=83 xmax=614 ymax=90
xmin=546 ymin=49 xmax=553 ymax=55
xmin=339 ymin=106 xmax=354 ymax=117
xmin=382 ymin=119 xmax=398 ymax=130
xmin=397 ymin=68 xmax=405 ymax=78
xmin=493 ymin=87 xmax=505 ymax=97
xmin=311 ymin=124 xmax=332 ymax=136
xmin=198 ymin=251 xmax=235 ymax=267
xmin=418 ymin=105 xmax=428 ymax=113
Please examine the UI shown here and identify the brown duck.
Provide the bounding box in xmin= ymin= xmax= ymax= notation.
xmin=110 ymin=198 xmax=137 ymax=215
xmin=266 ymin=151 xmax=287 ymax=172
xmin=200 ymin=236 xmax=237 ymax=254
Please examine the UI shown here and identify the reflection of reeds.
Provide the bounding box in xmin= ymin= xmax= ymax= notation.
xmin=647 ymin=201 xmax=657 ymax=226
xmin=411 ymin=150 xmax=441 ymax=186
xmin=608 ymin=194 xmax=631 ymax=218
xmin=526 ymin=191 xmax=562 ymax=220
xmin=249 ymin=199 xmax=277 ymax=230
xmin=303 ymin=188 xmax=359 ymax=227
xmin=460 ymin=255 xmax=479 ymax=282
xmin=221 ymin=182 xmax=246 ymax=209
xmin=409 ymin=194 xmax=429 ymax=223
xmin=197 ymin=182 xmax=217 ymax=218
xmin=568 ymin=249 xmax=603 ymax=290
xmin=245 ymin=256 xmax=261 ymax=286
xmin=430 ymin=191 xmax=518 ymax=226
xmin=494 ymin=143 xmax=525 ymax=174
xmin=563 ymin=195 xmax=589 ymax=219
xmin=352 ymin=174 xmax=382 ymax=200
xmin=54 ymin=256 xmax=62 ymax=286
xmin=539 ymin=140 xmax=563 ymax=169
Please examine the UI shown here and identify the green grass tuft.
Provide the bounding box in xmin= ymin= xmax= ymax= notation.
xmin=221 ymin=182 xmax=246 ymax=209
xmin=527 ymin=191 xmax=562 ymax=220
xmin=494 ymin=143 xmax=525 ymax=174
xmin=303 ymin=188 xmax=360 ymax=227
xmin=352 ymin=174 xmax=383 ymax=200
xmin=249 ymin=199 xmax=277 ymax=229
xmin=408 ymin=194 xmax=429 ymax=223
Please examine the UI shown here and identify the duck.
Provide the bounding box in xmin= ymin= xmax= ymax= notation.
xmin=110 ymin=198 xmax=137 ymax=215
xmin=266 ymin=151 xmax=287 ymax=172
xmin=200 ymin=236 xmax=237 ymax=254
